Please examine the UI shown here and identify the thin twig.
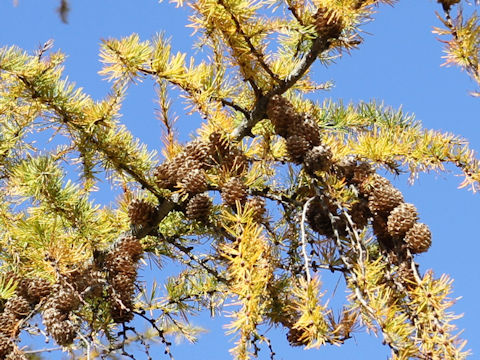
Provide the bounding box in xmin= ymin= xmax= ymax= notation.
xmin=133 ymin=310 xmax=174 ymax=360
xmin=300 ymin=197 xmax=314 ymax=282
xmin=78 ymin=333 xmax=91 ymax=360
xmin=23 ymin=347 xmax=63 ymax=354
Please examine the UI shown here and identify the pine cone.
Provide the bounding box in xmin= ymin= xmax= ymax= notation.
xmin=247 ymin=196 xmax=266 ymax=221
xmin=5 ymin=348 xmax=28 ymax=360
xmin=222 ymin=148 xmax=248 ymax=175
xmin=387 ymin=203 xmax=418 ymax=237
xmin=106 ymin=254 xmax=137 ymax=277
xmin=349 ymin=198 xmax=370 ymax=229
xmin=186 ymin=194 xmax=212 ymax=220
xmin=116 ymin=236 xmax=143 ymax=261
xmin=333 ymin=156 xmax=357 ymax=181
xmin=306 ymin=197 xmax=333 ymax=236
xmin=286 ymin=327 xmax=308 ymax=347
xmin=359 ymin=174 xmax=392 ymax=195
xmin=266 ymin=95 xmax=298 ymax=137
xmin=314 ymin=6 xmax=343 ymax=39
xmin=52 ymin=284 xmax=80 ymax=312
xmin=304 ymin=144 xmax=333 ymax=173
xmin=396 ymin=262 xmax=417 ymax=291
xmin=26 ymin=278 xmax=52 ymax=303
xmin=180 ymin=169 xmax=208 ymax=194
xmin=372 ymin=215 xmax=394 ymax=250
xmin=221 ymin=177 xmax=247 ymax=206
xmin=72 ymin=269 xmax=104 ymax=298
xmin=176 ymin=158 xmax=202 ymax=182
xmin=286 ymin=135 xmax=311 ymax=163
xmin=437 ymin=0 xmax=460 ymax=10
xmin=0 ymin=313 xmax=16 ymax=335
xmin=295 ymin=116 xmax=321 ymax=147
xmin=368 ymin=184 xmax=404 ymax=215
xmin=0 ymin=333 xmax=13 ymax=358
xmin=128 ymin=199 xmax=156 ymax=226
xmin=4 ymin=273 xmax=29 ymax=300
xmin=42 ymin=307 xmax=68 ymax=329
xmin=209 ymin=132 xmax=231 ymax=158
xmin=110 ymin=298 xmax=134 ymax=323
xmin=350 ymin=162 xmax=374 ymax=185
xmin=48 ymin=320 xmax=76 ymax=346
xmin=405 ymin=222 xmax=432 ymax=254
xmin=4 ymin=296 xmax=30 ymax=319
xmin=111 ymin=273 xmax=136 ymax=299
xmin=153 ymin=161 xmax=177 ymax=188
xmin=184 ymin=139 xmax=211 ymax=166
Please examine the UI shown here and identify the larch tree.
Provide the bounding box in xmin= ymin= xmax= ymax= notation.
xmin=0 ymin=0 xmax=479 ymax=359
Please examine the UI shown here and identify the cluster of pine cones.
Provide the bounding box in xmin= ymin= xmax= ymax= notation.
xmin=105 ymin=236 xmax=143 ymax=323
xmin=266 ymin=95 xmax=432 ymax=257
xmin=305 ymin=153 xmax=432 ymax=256
xmin=0 ymin=236 xmax=144 ymax=354
xmin=149 ymin=132 xmax=266 ymax=222
xmin=267 ymin=95 xmax=333 ymax=173
xmin=153 ymin=134 xmax=246 ymax=194
xmin=0 ymin=275 xmax=51 ymax=359
xmin=355 ymin=170 xmax=432 ymax=255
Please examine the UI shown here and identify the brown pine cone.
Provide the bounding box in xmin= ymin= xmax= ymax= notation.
xmin=350 ymin=162 xmax=374 ymax=185
xmin=333 ymin=156 xmax=357 ymax=181
xmin=4 ymin=296 xmax=30 ymax=319
xmin=437 ymin=0 xmax=460 ymax=10
xmin=209 ymin=132 xmax=231 ymax=158
xmin=180 ymin=169 xmax=208 ymax=194
xmin=314 ymin=6 xmax=343 ymax=39
xmin=349 ymin=198 xmax=370 ymax=229
xmin=110 ymin=298 xmax=134 ymax=323
xmin=72 ymin=269 xmax=104 ymax=298
xmin=247 ymin=196 xmax=267 ymax=221
xmin=222 ymin=148 xmax=248 ymax=174
xmin=359 ymin=174 xmax=392 ymax=195
xmin=295 ymin=116 xmax=322 ymax=147
xmin=0 ymin=333 xmax=13 ymax=358
xmin=368 ymin=183 xmax=404 ymax=215
xmin=387 ymin=203 xmax=418 ymax=237
xmin=116 ymin=236 xmax=143 ymax=261
xmin=396 ymin=262 xmax=417 ymax=291
xmin=26 ymin=277 xmax=52 ymax=303
xmin=266 ymin=95 xmax=298 ymax=138
xmin=306 ymin=197 xmax=333 ymax=236
xmin=128 ymin=199 xmax=156 ymax=227
xmin=304 ymin=144 xmax=333 ymax=173
xmin=186 ymin=194 xmax=212 ymax=220
xmin=5 ymin=348 xmax=28 ymax=360
xmin=48 ymin=320 xmax=76 ymax=346
xmin=3 ymin=273 xmax=29 ymax=301
xmin=51 ymin=284 xmax=80 ymax=312
xmin=286 ymin=135 xmax=311 ymax=163
xmin=184 ymin=139 xmax=211 ymax=166
xmin=153 ymin=161 xmax=177 ymax=189
xmin=372 ymin=215 xmax=394 ymax=250
xmin=286 ymin=327 xmax=308 ymax=347
xmin=405 ymin=223 xmax=432 ymax=254
xmin=0 ymin=313 xmax=17 ymax=335
xmin=111 ymin=273 xmax=136 ymax=299
xmin=176 ymin=158 xmax=203 ymax=182
xmin=42 ymin=306 xmax=68 ymax=329
xmin=221 ymin=177 xmax=247 ymax=206
xmin=106 ymin=254 xmax=137 ymax=277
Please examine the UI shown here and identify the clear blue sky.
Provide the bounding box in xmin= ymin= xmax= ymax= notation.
xmin=1 ymin=1 xmax=479 ymax=359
